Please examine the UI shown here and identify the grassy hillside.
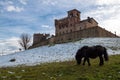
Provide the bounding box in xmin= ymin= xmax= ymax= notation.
xmin=0 ymin=55 xmax=120 ymax=80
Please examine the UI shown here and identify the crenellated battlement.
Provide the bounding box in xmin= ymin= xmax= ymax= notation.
xmin=33 ymin=33 xmax=50 ymax=45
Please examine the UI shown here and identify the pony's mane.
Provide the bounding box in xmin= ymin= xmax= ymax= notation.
xmin=81 ymin=46 xmax=89 ymax=49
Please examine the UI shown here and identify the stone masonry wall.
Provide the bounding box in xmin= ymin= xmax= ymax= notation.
xmin=54 ymin=26 xmax=118 ymax=44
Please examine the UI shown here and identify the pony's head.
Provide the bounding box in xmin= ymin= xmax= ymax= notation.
xmin=75 ymin=49 xmax=82 ymax=65
xmin=75 ymin=46 xmax=88 ymax=65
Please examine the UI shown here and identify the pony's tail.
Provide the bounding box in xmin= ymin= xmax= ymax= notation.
xmin=103 ymin=47 xmax=109 ymax=61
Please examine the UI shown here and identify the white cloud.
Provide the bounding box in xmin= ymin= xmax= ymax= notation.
xmin=81 ymin=1 xmax=120 ymax=36
xmin=0 ymin=37 xmax=20 ymax=48
xmin=40 ymin=25 xmax=54 ymax=34
xmin=85 ymin=5 xmax=119 ymax=21
xmin=19 ymin=0 xmax=27 ymax=5
xmin=6 ymin=5 xmax=24 ymax=12
xmin=0 ymin=0 xmax=26 ymax=12
xmin=96 ymin=0 xmax=120 ymax=5
xmin=7 ymin=37 xmax=20 ymax=46
xmin=0 ymin=37 xmax=20 ymax=55
xmin=0 ymin=1 xmax=13 ymax=5
xmin=42 ymin=0 xmax=57 ymax=6
xmin=41 ymin=25 xmax=50 ymax=28
xmin=100 ymin=12 xmax=120 ymax=35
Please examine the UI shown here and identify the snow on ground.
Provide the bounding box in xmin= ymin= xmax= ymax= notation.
xmin=0 ymin=38 xmax=120 ymax=67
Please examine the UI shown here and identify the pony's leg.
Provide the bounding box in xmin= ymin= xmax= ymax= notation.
xmin=99 ymin=56 xmax=104 ymax=66
xmin=83 ymin=58 xmax=87 ymax=65
xmin=87 ymin=58 xmax=91 ymax=66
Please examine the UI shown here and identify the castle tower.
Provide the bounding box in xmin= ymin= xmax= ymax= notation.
xmin=67 ymin=9 xmax=81 ymax=22
xmin=55 ymin=9 xmax=81 ymax=36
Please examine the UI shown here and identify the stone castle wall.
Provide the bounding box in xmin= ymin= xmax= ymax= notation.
xmin=30 ymin=26 xmax=118 ymax=48
xmin=54 ymin=26 xmax=117 ymax=44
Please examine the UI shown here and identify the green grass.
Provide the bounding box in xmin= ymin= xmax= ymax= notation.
xmin=0 ymin=55 xmax=120 ymax=80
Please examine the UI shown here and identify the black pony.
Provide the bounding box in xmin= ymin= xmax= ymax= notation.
xmin=75 ymin=45 xmax=109 ymax=66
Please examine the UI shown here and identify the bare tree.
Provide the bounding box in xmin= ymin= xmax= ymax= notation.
xmin=18 ymin=33 xmax=31 ymax=50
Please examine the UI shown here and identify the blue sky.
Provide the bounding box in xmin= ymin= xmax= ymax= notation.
xmin=0 ymin=0 xmax=120 ymax=54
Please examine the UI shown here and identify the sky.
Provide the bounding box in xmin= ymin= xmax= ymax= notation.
xmin=0 ymin=0 xmax=120 ymax=54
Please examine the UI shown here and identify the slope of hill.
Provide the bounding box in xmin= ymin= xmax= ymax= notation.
xmin=1 ymin=55 xmax=120 ymax=80
xmin=0 ymin=38 xmax=120 ymax=67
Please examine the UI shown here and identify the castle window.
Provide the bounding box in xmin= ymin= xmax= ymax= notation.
xmin=66 ymin=24 xmax=68 ymax=27
xmin=70 ymin=13 xmax=73 ymax=17
xmin=59 ymin=26 xmax=61 ymax=29
xmin=77 ymin=13 xmax=79 ymax=17
xmin=61 ymin=24 xmax=64 ymax=28
xmin=62 ymin=26 xmax=64 ymax=28
xmin=66 ymin=24 xmax=68 ymax=28
xmin=80 ymin=27 xmax=82 ymax=30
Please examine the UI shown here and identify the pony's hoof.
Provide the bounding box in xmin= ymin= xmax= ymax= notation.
xmin=88 ymin=64 xmax=91 ymax=66
xmin=82 ymin=64 xmax=85 ymax=66
xmin=99 ymin=64 xmax=104 ymax=66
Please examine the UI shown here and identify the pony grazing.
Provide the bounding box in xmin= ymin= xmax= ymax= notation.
xmin=75 ymin=45 xmax=109 ymax=66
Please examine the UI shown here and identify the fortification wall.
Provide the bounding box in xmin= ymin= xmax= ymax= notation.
xmin=54 ymin=26 xmax=98 ymax=43
xmin=30 ymin=26 xmax=118 ymax=49
xmin=54 ymin=26 xmax=118 ymax=44
xmin=97 ymin=27 xmax=117 ymax=37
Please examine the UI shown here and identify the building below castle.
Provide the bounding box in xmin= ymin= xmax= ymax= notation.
xmin=30 ymin=9 xmax=118 ymax=48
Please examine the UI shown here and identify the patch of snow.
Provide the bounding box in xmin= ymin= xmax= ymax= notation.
xmin=0 ymin=38 xmax=120 ymax=67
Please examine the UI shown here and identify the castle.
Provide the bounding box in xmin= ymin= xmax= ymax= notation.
xmin=31 ymin=9 xmax=118 ymax=48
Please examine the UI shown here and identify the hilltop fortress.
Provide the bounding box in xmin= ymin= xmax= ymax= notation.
xmin=31 ymin=9 xmax=118 ymax=48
